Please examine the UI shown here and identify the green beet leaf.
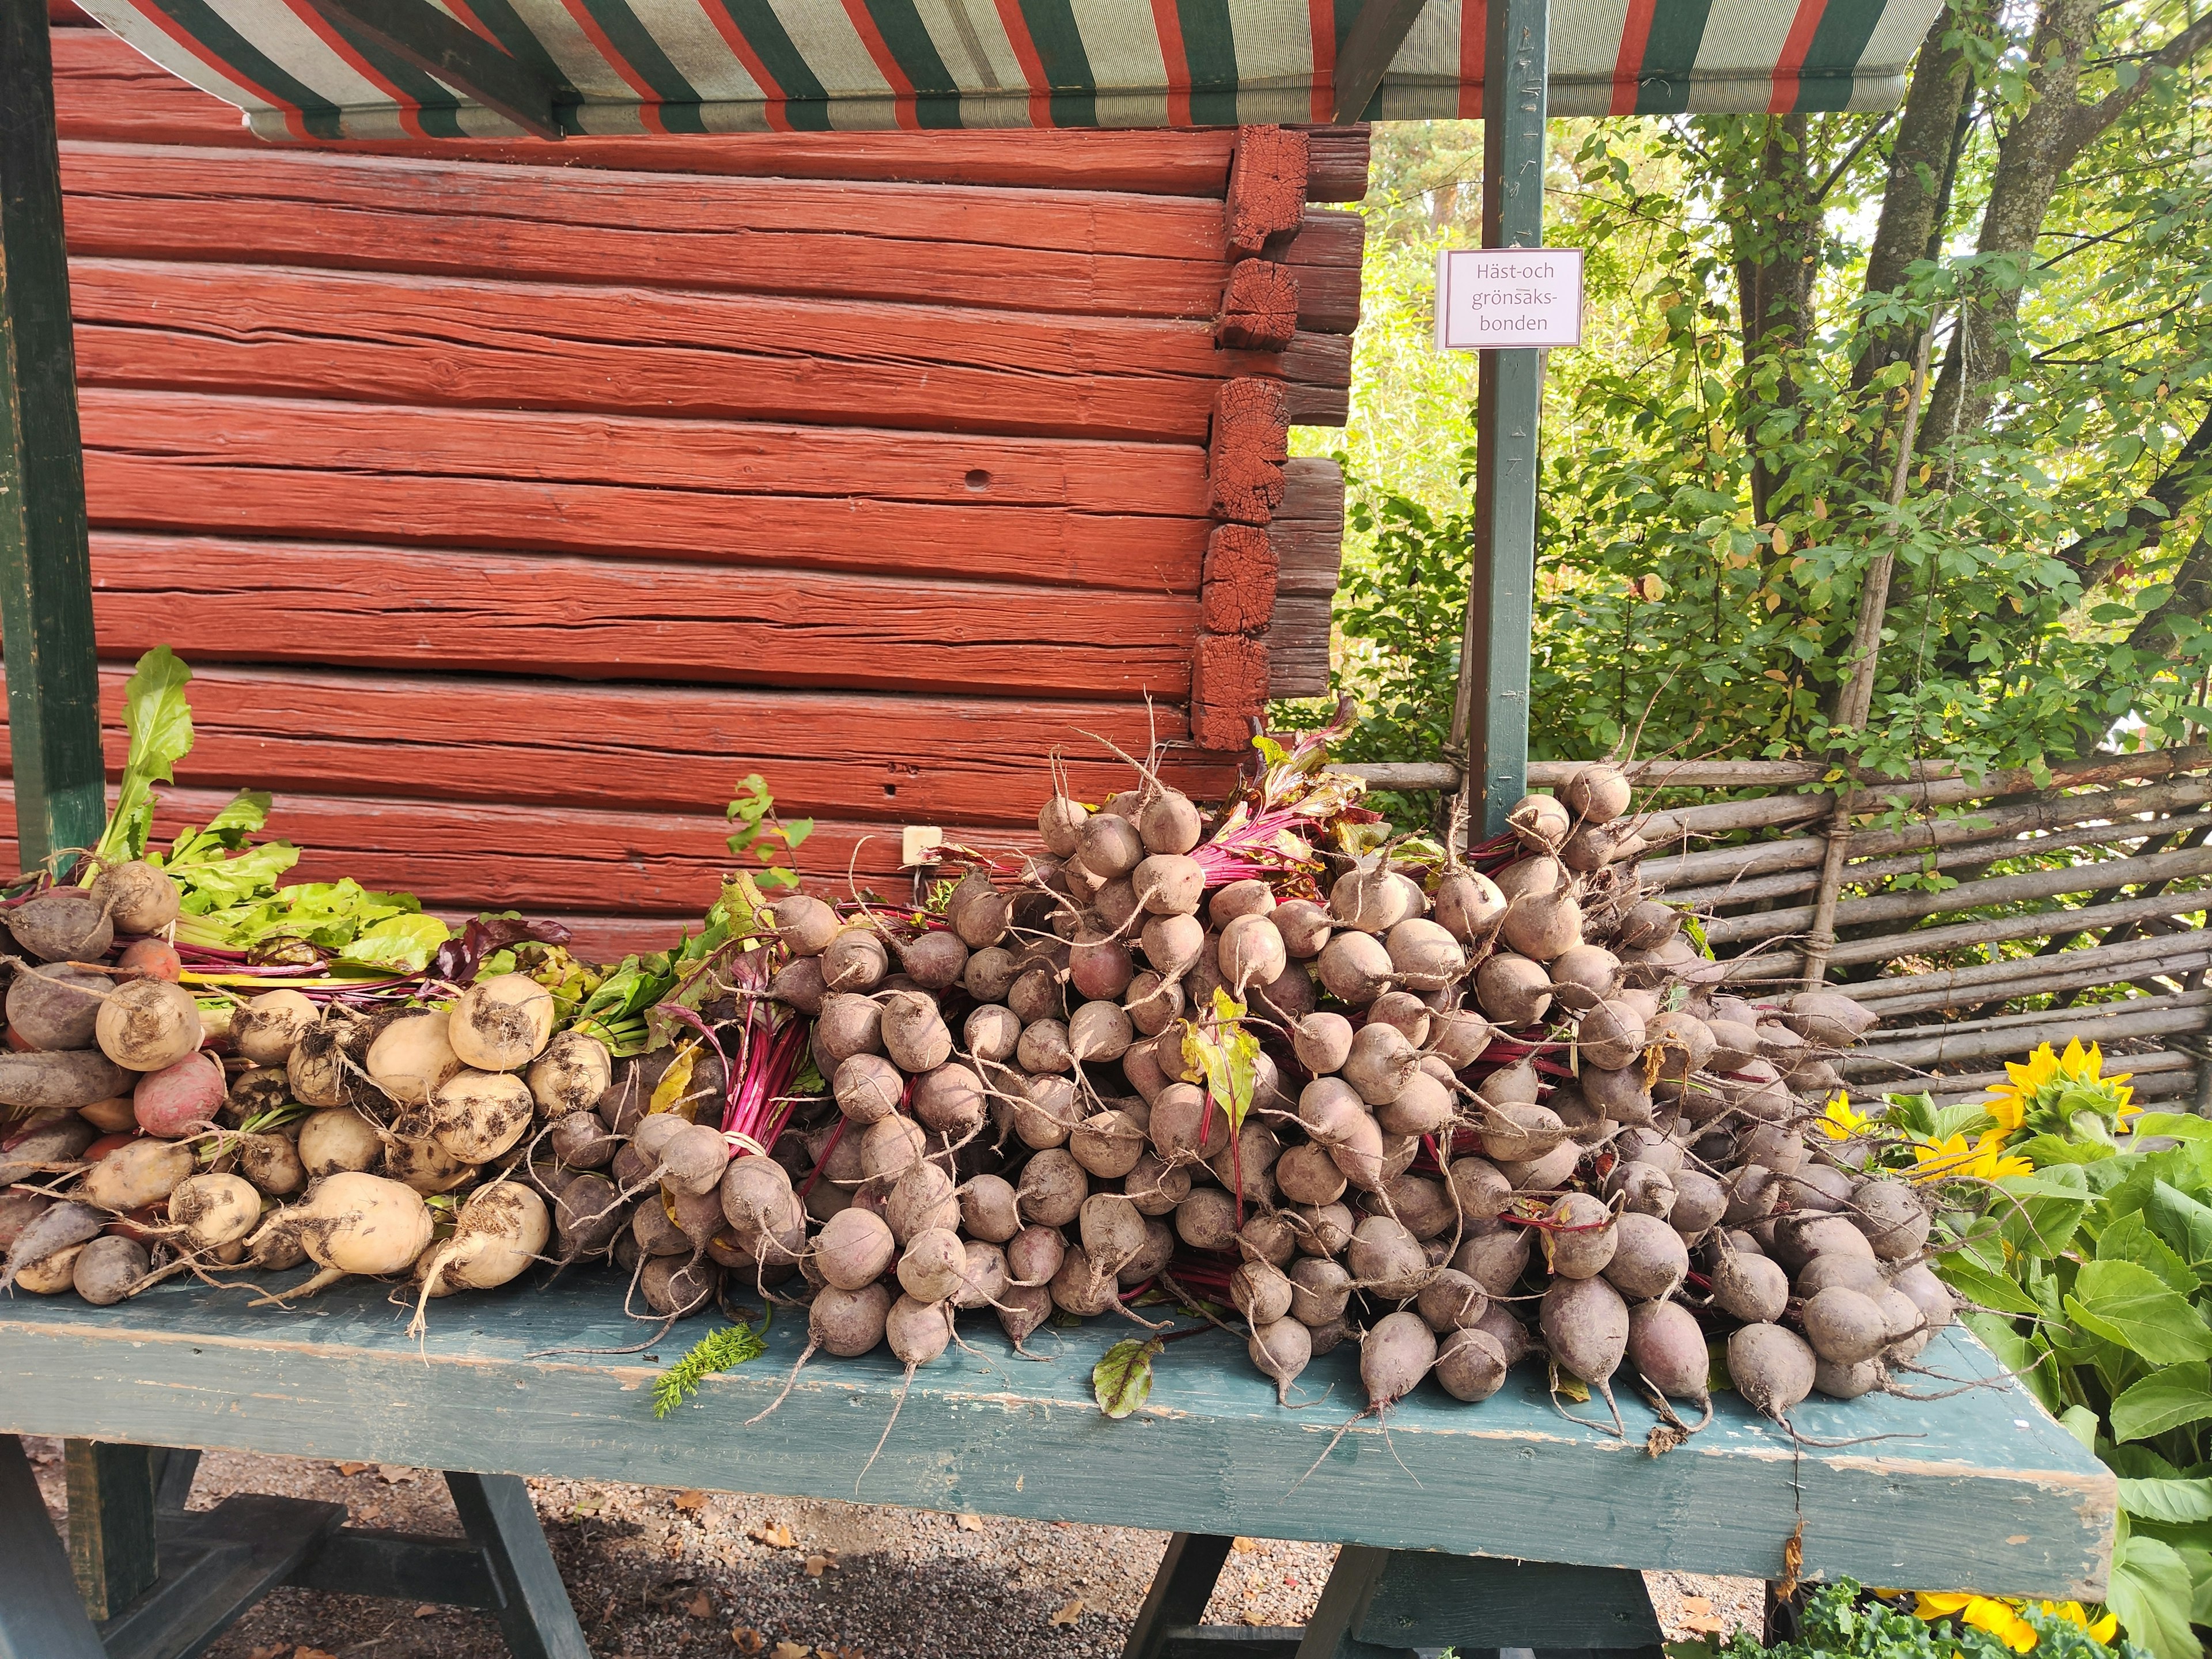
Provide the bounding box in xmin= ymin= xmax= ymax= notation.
xmin=1093 ymin=1337 xmax=1164 ymax=1420
xmin=89 ymin=646 xmax=195 ymax=870
xmin=338 ymin=913 xmax=453 ymax=973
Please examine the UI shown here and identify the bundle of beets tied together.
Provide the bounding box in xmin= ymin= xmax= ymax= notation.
xmin=611 ymin=757 xmax=1956 ymax=1437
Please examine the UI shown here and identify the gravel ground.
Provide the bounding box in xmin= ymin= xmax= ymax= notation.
xmin=23 ymin=1438 xmax=1765 ymax=1657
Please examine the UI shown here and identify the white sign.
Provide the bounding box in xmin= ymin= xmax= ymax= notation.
xmin=1435 ymin=247 xmax=1585 ymax=350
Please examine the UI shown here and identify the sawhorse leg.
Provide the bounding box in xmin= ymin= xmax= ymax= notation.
xmin=444 ymin=1472 xmax=593 ymax=1659
xmin=0 ymin=1433 xmax=108 ymax=1659
xmin=1121 ymin=1534 xmax=1665 ymax=1659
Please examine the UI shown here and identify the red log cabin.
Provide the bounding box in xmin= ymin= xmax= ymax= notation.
xmin=2 ymin=2 xmax=1363 ymax=957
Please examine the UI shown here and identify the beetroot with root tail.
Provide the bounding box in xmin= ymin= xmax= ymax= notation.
xmin=1361 ymin=1310 xmax=1439 ymax=1409
xmin=1435 ymin=1327 xmax=1509 ymax=1402
xmin=1249 ymin=1317 xmax=1313 ymax=1405
xmin=1540 ymin=1275 xmax=1631 ymax=1434
xmin=1627 ymin=1299 xmax=1712 ymax=1426
xmin=1728 ymin=1322 xmax=1817 ymax=1422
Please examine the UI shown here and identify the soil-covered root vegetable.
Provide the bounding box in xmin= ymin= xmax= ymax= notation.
xmin=408 ymin=1180 xmax=549 ymax=1330
xmin=1622 ymin=1296 xmax=1707 ymax=1410
xmin=768 ymin=956 xmax=828 ymax=1016
xmin=1273 ymin=899 xmax=1333 ymax=960
xmin=1249 ymin=1317 xmax=1313 ymax=1405
xmin=1782 ymin=990 xmax=1878 ymax=1050
xmin=1328 ymin=862 xmax=1411 ymax=934
xmin=1815 ymin=1355 xmax=1884 ymax=1399
xmin=720 ymin=1152 xmax=797 ymax=1239
xmin=1414 ymin=1268 xmax=1488 ymax=1334
xmin=1434 ymin=869 xmax=1506 ymax=943
xmin=1291 ymin=1012 xmax=1355 ymax=1077
xmin=1474 ymin=955 xmax=1552 ymax=1027
xmin=885 ymin=1162 xmax=961 ymax=1245
xmin=641 ymin=1255 xmax=721 ymax=1318
xmin=1435 ymin=1327 xmax=1509 ymax=1403
xmin=93 ymin=979 xmax=203 ymax=1075
xmin=1541 ymin=1192 xmax=1618 ymax=1281
xmin=820 ymin=927 xmax=890 ymax=995
xmin=423 ymin=1067 xmax=535 ymax=1165
xmin=234 ymin=989 xmax=317 ymax=1069
xmin=1137 ymin=789 xmax=1202 ymax=856
xmin=1800 ymin=1286 xmax=1890 ymax=1366
xmin=1346 ymin=1214 xmax=1429 ymax=1299
xmin=166 ymin=1172 xmax=263 ymax=1253
xmin=1849 ymin=1179 xmax=1930 ymax=1260
xmin=380 ymin=1132 xmax=465 ymax=1195
xmin=771 ymin=894 xmax=842 ymax=957
xmin=1561 ymin=764 xmax=1632 ymax=826
xmin=133 ymin=1051 xmax=227 ymax=1139
xmin=448 ymin=974 xmax=556 ymax=1071
xmin=527 ymin=1032 xmax=612 ymax=1120
xmin=1218 ymin=912 xmax=1287 ymax=994
xmin=1540 ymin=1275 xmax=1631 ymax=1433
xmin=1316 ymin=932 xmax=1393 ymax=1007
xmin=269 ymin=1172 xmax=434 ymax=1300
xmin=1728 ymin=1322 xmax=1817 ymax=1423
xmin=896 ymin=1227 xmax=968 ymax=1303
xmin=1501 ymin=889 xmax=1583 ymax=963
xmin=1603 ymin=1213 xmax=1690 ymax=1301
xmin=80 ymin=1135 xmax=198 ymax=1212
xmin=365 ymin=1009 xmax=461 ymax=1108
xmin=816 ymin=1207 xmax=897 ymax=1291
xmin=1360 ymin=1309 xmax=1439 ymax=1411
xmin=1508 ymin=793 xmax=1571 ymax=851
xmin=9 ymin=888 xmax=115 ymax=963
xmin=91 ymin=859 xmax=181 ymax=935
xmin=1707 ymin=1245 xmax=1789 ymax=1324
xmin=1385 ymin=919 xmax=1466 ymax=991
xmin=0 ymin=1112 xmax=98 ymax=1184
xmin=73 ymin=1234 xmax=152 ymax=1305
xmin=7 ymin=964 xmax=112 ymax=1052
xmin=2 ymin=1198 xmax=105 ymax=1292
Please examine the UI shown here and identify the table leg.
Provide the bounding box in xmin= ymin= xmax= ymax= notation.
xmin=1122 ymin=1533 xmax=1238 ymax=1659
xmin=66 ymin=1439 xmax=161 ymax=1620
xmin=154 ymin=1448 xmax=202 ymax=1514
xmin=444 ymin=1472 xmax=590 ymax=1659
xmin=0 ymin=1433 xmax=109 ymax=1659
xmin=1297 ymin=1547 xmax=1667 ymax=1659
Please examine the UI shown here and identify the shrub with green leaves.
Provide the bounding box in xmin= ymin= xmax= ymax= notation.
xmin=1677 ymin=1581 xmax=2137 ymax=1659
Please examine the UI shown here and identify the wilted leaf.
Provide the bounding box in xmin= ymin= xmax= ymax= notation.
xmin=804 ymin=1553 xmax=838 ymax=1577
xmin=687 ymin=1592 xmax=715 ymax=1618
xmin=1051 ymin=1599 xmax=1086 ymax=1627
xmin=332 ymin=1462 xmax=370 ymax=1478
xmin=731 ymin=1626 xmax=766 ymax=1654
xmin=1232 ymin=1536 xmax=1257 ymax=1553
xmin=673 ymin=1489 xmax=710 ymax=1513
xmin=1093 ymin=1337 xmax=1164 ymax=1419
xmin=956 ymin=1513 xmax=984 ymax=1532
xmin=772 ymin=1642 xmax=812 ymax=1659
xmin=750 ymin=1520 xmax=797 ymax=1548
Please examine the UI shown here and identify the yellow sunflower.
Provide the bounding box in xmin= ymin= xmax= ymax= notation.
xmin=1914 ymin=1594 xmax=2039 ymax=1653
xmin=2036 ymin=1601 xmax=2119 ymax=1644
xmin=1986 ymin=1038 xmax=2135 ymax=1137
xmin=1817 ymin=1090 xmax=1873 ymax=1141
xmin=1910 ymin=1131 xmax=2033 ymax=1184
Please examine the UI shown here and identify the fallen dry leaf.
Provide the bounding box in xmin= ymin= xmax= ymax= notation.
xmin=374 ymin=1465 xmax=418 ymax=1484
xmin=245 ymin=1647 xmax=287 ymax=1659
xmin=414 ymin=1605 xmax=438 ymax=1618
xmin=750 ymin=1520 xmax=797 ymax=1548
xmin=804 ymin=1552 xmax=839 ymax=1577
xmin=731 ymin=1626 xmax=766 ymax=1654
xmin=1050 ymin=1599 xmax=1085 ymax=1628
xmin=673 ymin=1489 xmax=710 ymax=1513
xmin=687 ymin=1591 xmax=714 ymax=1619
xmin=1241 ymin=1611 xmax=1271 ymax=1627
xmin=331 ymin=1463 xmax=370 ymax=1478
xmin=772 ymin=1642 xmax=811 ymax=1659
xmin=294 ymin=1649 xmax=339 ymax=1659
xmin=1680 ymin=1596 xmax=1713 ymax=1616
xmin=955 ymin=1513 xmax=984 ymax=1532
xmin=1231 ymin=1536 xmax=1257 ymax=1554
xmin=1685 ymin=1618 xmax=1729 ymax=1637
xmin=663 ymin=1531 xmax=686 ymax=1560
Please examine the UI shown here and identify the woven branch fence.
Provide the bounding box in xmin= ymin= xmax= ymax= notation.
xmin=1346 ymin=749 xmax=2212 ymax=1114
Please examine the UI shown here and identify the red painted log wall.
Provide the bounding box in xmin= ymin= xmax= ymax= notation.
xmin=3 ymin=25 xmax=1363 ymax=956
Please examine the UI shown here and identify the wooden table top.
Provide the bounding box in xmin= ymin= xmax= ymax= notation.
xmin=0 ymin=1274 xmax=2112 ymax=1599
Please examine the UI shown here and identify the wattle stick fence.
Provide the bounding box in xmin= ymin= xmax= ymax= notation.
xmin=1347 ymin=748 xmax=2212 ymax=1112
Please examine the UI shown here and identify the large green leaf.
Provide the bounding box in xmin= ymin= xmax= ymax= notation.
xmin=1961 ymin=1310 xmax=2059 ymax=1414
xmin=337 ymin=913 xmax=451 ymax=973
xmin=2145 ymin=1180 xmax=2212 ymax=1273
xmin=1935 ymin=1254 xmax=2046 ymax=1317
xmin=2113 ymin=1366 xmax=2212 ymax=1442
xmin=88 ymin=647 xmax=194 ymax=869
xmin=1999 ymin=1165 xmax=2092 ymax=1263
xmin=2066 ymin=1261 xmax=2212 ymax=1366
xmin=2106 ymin=1533 xmax=2200 ymax=1659
xmin=2100 ymin=1212 xmax=2199 ymax=1296
xmin=2120 ymin=1477 xmax=2212 ymax=1525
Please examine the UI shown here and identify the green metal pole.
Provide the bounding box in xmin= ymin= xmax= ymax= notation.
xmin=0 ymin=0 xmax=106 ymax=876
xmin=1449 ymin=0 xmax=1548 ymax=839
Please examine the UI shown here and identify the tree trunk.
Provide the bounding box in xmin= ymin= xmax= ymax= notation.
xmin=2127 ymin=535 xmax=2212 ymax=660
xmin=1728 ymin=114 xmax=1820 ymax=527
xmin=1854 ymin=5 xmax=1979 ymax=393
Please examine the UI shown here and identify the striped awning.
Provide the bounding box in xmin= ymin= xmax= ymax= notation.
xmin=79 ymin=0 xmax=1945 ymax=142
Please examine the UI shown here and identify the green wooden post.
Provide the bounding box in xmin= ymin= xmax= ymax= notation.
xmin=0 ymin=0 xmax=106 ymax=876
xmin=1448 ymin=0 xmax=1548 ymax=839
xmin=63 ymin=1441 xmax=158 ymax=1619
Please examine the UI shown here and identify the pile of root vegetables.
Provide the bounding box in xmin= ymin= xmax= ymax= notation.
xmin=615 ymin=757 xmax=1956 ymax=1438
xmin=0 ymin=752 xmax=1961 ymax=1440
xmin=0 ymin=857 xmax=603 ymax=1326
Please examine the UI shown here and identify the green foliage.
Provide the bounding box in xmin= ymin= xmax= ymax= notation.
xmin=1930 ymin=1112 xmax=2212 ymax=1657
xmin=726 ymin=775 xmax=813 ymax=892
xmin=1180 ymin=989 xmax=1261 ymax=1131
xmin=89 ymin=647 xmax=195 ymax=870
xmin=1280 ymin=16 xmax=2212 ymax=771
xmin=1678 ymin=1581 xmax=2137 ymax=1659
xmin=653 ymin=1310 xmax=770 ymax=1418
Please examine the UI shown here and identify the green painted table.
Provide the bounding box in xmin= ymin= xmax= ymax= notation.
xmin=0 ymin=1276 xmax=2113 ymax=1659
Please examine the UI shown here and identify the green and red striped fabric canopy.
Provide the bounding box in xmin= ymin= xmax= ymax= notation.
xmin=78 ymin=0 xmax=1944 ymax=142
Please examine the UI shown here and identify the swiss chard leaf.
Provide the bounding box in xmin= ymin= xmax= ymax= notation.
xmin=89 ymin=647 xmax=194 ymax=869
xmin=337 ymin=913 xmax=452 ymax=973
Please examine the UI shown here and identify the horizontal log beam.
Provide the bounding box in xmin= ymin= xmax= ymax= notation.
xmin=1824 ymin=889 xmax=2212 ymax=968
xmin=58 ymin=145 xmax=1363 ymax=334
xmin=1907 ymin=1048 xmax=2199 ymax=1099
xmin=68 ymin=258 xmax=1351 ymax=446
xmin=1705 ymin=844 xmax=2212 ymax=945
xmin=1845 ymin=946 xmax=2210 ymax=1018
xmin=1844 ymin=999 xmax=2212 ymax=1073
xmin=1843 ymin=929 xmax=2210 ymax=1002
